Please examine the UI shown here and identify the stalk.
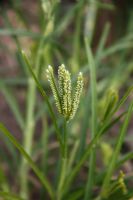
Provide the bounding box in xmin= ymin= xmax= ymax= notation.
xmin=84 ymin=38 xmax=98 ymax=200
xmin=57 ymin=119 xmax=67 ymax=200
xmin=20 ymin=77 xmax=37 ymax=198
xmin=20 ymin=37 xmax=45 ymax=198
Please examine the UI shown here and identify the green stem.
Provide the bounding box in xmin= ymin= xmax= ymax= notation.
xmin=57 ymin=119 xmax=67 ymax=200
xmin=20 ymin=36 xmax=44 ymax=198
xmin=84 ymin=37 xmax=98 ymax=200
xmin=20 ymin=77 xmax=36 ymax=198
xmin=57 ymin=158 xmax=67 ymax=200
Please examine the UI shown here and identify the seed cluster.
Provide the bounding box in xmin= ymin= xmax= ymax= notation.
xmin=46 ymin=64 xmax=83 ymax=121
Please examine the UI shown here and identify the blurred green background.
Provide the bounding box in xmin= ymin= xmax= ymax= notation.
xmin=0 ymin=0 xmax=133 ymax=200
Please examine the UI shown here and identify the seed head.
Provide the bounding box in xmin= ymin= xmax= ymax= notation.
xmin=46 ymin=64 xmax=83 ymax=121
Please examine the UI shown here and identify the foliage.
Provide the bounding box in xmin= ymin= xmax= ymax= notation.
xmin=0 ymin=0 xmax=133 ymax=200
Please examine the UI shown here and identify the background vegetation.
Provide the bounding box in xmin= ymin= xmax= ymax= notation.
xmin=0 ymin=0 xmax=133 ymax=199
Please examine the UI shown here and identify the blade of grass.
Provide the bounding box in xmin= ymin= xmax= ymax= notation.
xmin=100 ymin=101 xmax=133 ymax=198
xmin=84 ymin=37 xmax=98 ymax=200
xmin=0 ymin=123 xmax=54 ymax=199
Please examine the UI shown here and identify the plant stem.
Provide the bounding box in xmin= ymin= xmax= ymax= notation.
xmin=20 ymin=36 xmax=44 ymax=198
xmin=20 ymin=77 xmax=36 ymax=198
xmin=84 ymin=1 xmax=98 ymax=197
xmin=84 ymin=37 xmax=98 ymax=200
xmin=57 ymin=119 xmax=67 ymax=200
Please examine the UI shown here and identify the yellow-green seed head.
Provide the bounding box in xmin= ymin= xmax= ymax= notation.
xmin=46 ymin=64 xmax=83 ymax=121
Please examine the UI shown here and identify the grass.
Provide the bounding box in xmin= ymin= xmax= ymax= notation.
xmin=0 ymin=0 xmax=133 ymax=200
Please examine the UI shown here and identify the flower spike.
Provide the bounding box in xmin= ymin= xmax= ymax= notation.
xmin=46 ymin=64 xmax=83 ymax=122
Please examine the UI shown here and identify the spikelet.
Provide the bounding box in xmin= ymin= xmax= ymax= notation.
xmin=69 ymin=72 xmax=83 ymax=120
xmin=46 ymin=64 xmax=83 ymax=122
xmin=65 ymin=70 xmax=72 ymax=115
xmin=46 ymin=65 xmax=62 ymax=113
xmin=58 ymin=64 xmax=66 ymax=114
xmin=58 ymin=64 xmax=72 ymax=119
